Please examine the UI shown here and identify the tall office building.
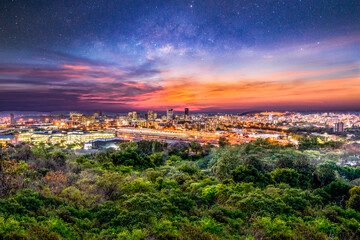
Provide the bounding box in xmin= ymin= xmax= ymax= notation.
xmin=147 ymin=111 xmax=155 ymax=121
xmin=334 ymin=122 xmax=344 ymax=133
xmin=167 ymin=109 xmax=174 ymax=122
xmin=71 ymin=112 xmax=94 ymax=125
xmin=71 ymin=112 xmax=83 ymax=124
xmin=83 ymin=115 xmax=95 ymax=125
xmin=184 ymin=108 xmax=190 ymax=120
xmin=9 ymin=113 xmax=16 ymax=125
xmin=128 ymin=111 xmax=138 ymax=120
xmin=94 ymin=111 xmax=102 ymax=117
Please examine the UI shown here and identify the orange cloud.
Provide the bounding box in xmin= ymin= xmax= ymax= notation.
xmin=130 ymin=74 xmax=360 ymax=110
xmin=63 ymin=64 xmax=91 ymax=70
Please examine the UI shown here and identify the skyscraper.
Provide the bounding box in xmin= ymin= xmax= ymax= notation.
xmin=167 ymin=109 xmax=174 ymax=122
xmin=147 ymin=110 xmax=155 ymax=121
xmin=185 ymin=108 xmax=190 ymax=120
xmin=10 ymin=113 xmax=16 ymax=125
xmin=71 ymin=112 xmax=83 ymax=124
xmin=94 ymin=111 xmax=102 ymax=117
xmin=128 ymin=111 xmax=138 ymax=120
xmin=334 ymin=122 xmax=344 ymax=133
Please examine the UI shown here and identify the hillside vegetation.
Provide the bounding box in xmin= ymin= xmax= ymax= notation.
xmin=1 ymin=139 xmax=360 ymax=239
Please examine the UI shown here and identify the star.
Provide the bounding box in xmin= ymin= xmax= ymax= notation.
xmin=0 ymin=0 xmax=358 ymax=112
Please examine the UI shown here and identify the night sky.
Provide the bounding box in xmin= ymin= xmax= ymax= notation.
xmin=0 ymin=0 xmax=359 ymax=112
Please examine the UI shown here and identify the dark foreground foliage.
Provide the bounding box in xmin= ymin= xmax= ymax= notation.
xmin=1 ymin=139 xmax=360 ymax=239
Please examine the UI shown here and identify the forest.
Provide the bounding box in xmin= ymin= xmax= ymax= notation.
xmin=1 ymin=138 xmax=360 ymax=239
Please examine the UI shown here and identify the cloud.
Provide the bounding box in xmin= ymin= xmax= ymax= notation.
xmin=127 ymin=64 xmax=360 ymax=111
xmin=0 ymin=51 xmax=162 ymax=111
xmin=1 ymin=32 xmax=359 ymax=112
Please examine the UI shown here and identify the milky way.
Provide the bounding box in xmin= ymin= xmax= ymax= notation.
xmin=0 ymin=0 xmax=359 ymax=112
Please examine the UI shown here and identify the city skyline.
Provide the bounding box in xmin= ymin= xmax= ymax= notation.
xmin=1 ymin=0 xmax=359 ymax=112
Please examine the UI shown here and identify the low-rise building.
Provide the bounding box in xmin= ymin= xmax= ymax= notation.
xmin=18 ymin=131 xmax=116 ymax=145
xmin=0 ymin=135 xmax=17 ymax=146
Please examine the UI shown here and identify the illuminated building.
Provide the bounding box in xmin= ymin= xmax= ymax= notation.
xmin=66 ymin=132 xmax=115 ymax=144
xmin=10 ymin=113 xmax=16 ymax=125
xmin=18 ymin=131 xmax=116 ymax=144
xmin=32 ymin=132 xmax=51 ymax=143
xmin=18 ymin=132 xmax=50 ymax=144
xmin=334 ymin=122 xmax=344 ymax=133
xmin=147 ymin=111 xmax=155 ymax=120
xmin=118 ymin=116 xmax=130 ymax=126
xmin=49 ymin=133 xmax=66 ymax=144
xmin=71 ymin=112 xmax=95 ymax=126
xmin=128 ymin=111 xmax=139 ymax=120
xmin=82 ymin=115 xmax=95 ymax=125
xmin=18 ymin=132 xmax=33 ymax=143
xmin=94 ymin=111 xmax=102 ymax=117
xmin=167 ymin=109 xmax=174 ymax=122
xmin=84 ymin=137 xmax=128 ymax=150
xmin=0 ymin=135 xmax=17 ymax=146
xmin=71 ymin=112 xmax=83 ymax=124
xmin=185 ymin=108 xmax=189 ymax=120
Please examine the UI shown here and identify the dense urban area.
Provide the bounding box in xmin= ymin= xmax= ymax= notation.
xmin=1 ymin=110 xmax=360 ymax=239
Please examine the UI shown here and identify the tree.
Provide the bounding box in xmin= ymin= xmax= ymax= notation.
xmin=177 ymin=163 xmax=200 ymax=175
xmin=0 ymin=159 xmax=30 ymax=196
xmin=168 ymin=155 xmax=182 ymax=166
xmin=189 ymin=141 xmax=202 ymax=154
xmin=94 ymin=151 xmax=112 ymax=164
xmin=298 ymin=136 xmax=319 ymax=150
xmin=137 ymin=140 xmax=164 ymax=155
xmin=323 ymin=181 xmax=351 ymax=206
xmin=293 ymin=155 xmax=314 ymax=176
xmin=303 ymin=150 xmax=323 ymax=165
xmin=313 ymin=162 xmax=337 ymax=187
xmin=270 ymin=168 xmax=300 ymax=188
xmin=137 ymin=140 xmax=153 ymax=155
xmin=111 ymin=150 xmax=154 ymax=169
xmin=43 ymin=170 xmax=67 ymax=195
xmin=274 ymin=152 xmax=295 ymax=169
xmin=118 ymin=142 xmax=138 ymax=152
xmin=12 ymin=189 xmax=43 ymax=212
xmin=243 ymin=156 xmax=264 ymax=171
xmin=151 ymin=140 xmax=164 ymax=153
xmin=59 ymin=186 xmax=98 ymax=208
xmin=218 ymin=137 xmax=230 ymax=148
xmin=347 ymin=186 xmax=360 ymax=211
xmin=96 ymin=171 xmax=124 ymax=200
xmin=51 ymin=151 xmax=67 ymax=167
xmin=149 ymin=153 xmax=164 ymax=166
xmin=13 ymin=145 xmax=33 ymax=161
xmin=213 ymin=146 xmax=242 ymax=181
xmin=231 ymin=165 xmax=273 ymax=188
xmin=168 ymin=190 xmax=195 ymax=211
xmin=27 ymin=224 xmax=62 ymax=240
